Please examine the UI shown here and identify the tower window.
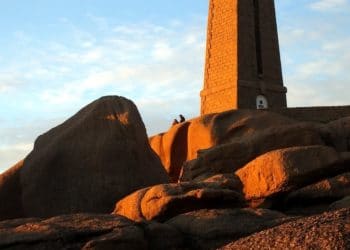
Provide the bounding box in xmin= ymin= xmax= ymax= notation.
xmin=256 ymin=95 xmax=268 ymax=109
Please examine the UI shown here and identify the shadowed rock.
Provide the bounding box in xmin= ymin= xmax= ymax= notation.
xmin=0 ymin=214 xmax=147 ymax=250
xmin=16 ymin=96 xmax=168 ymax=218
xmin=0 ymin=160 xmax=24 ymax=220
xmin=219 ymin=208 xmax=350 ymax=250
xmin=166 ymin=208 xmax=292 ymax=250
xmin=140 ymin=221 xmax=185 ymax=250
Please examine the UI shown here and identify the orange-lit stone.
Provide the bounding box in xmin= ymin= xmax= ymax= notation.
xmin=236 ymin=146 xmax=341 ymax=200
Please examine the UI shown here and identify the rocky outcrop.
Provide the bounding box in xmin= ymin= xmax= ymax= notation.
xmin=0 ymin=214 xmax=148 ymax=250
xmin=0 ymin=96 xmax=169 ymax=219
xmin=113 ymin=179 xmax=245 ymax=222
xmin=220 ymin=208 xmax=350 ymax=250
xmin=180 ymin=123 xmax=324 ymax=182
xmin=2 ymin=98 xmax=350 ymax=249
xmin=236 ymin=146 xmax=343 ymax=201
xmin=167 ymin=208 xmax=292 ymax=250
xmin=1 ymin=209 xmax=348 ymax=250
xmin=150 ymin=110 xmax=302 ymax=182
xmin=0 ymin=160 xmax=24 ymax=220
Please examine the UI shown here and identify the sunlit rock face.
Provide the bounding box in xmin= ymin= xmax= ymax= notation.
xmin=149 ymin=110 xmax=350 ymax=213
xmin=18 ymin=96 xmax=169 ymax=218
xmin=235 ymin=145 xmax=342 ymax=200
xmin=113 ymin=175 xmax=245 ymax=222
xmin=151 ymin=109 xmax=324 ymax=182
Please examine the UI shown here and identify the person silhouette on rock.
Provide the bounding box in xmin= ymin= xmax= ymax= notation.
xmin=179 ymin=114 xmax=186 ymax=123
xmin=172 ymin=119 xmax=179 ymax=126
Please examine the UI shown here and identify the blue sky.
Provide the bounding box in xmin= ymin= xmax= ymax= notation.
xmin=1 ymin=0 xmax=350 ymax=172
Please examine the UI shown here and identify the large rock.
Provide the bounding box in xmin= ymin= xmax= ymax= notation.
xmin=167 ymin=208 xmax=292 ymax=250
xmin=19 ymin=96 xmax=169 ymax=218
xmin=220 ymin=208 xmax=350 ymax=250
xmin=235 ymin=146 xmax=344 ymax=201
xmin=180 ymin=123 xmax=324 ymax=182
xmin=113 ymin=178 xmax=245 ymax=222
xmin=150 ymin=110 xmax=300 ymax=182
xmin=0 ymin=160 xmax=24 ymax=220
xmin=0 ymin=214 xmax=147 ymax=250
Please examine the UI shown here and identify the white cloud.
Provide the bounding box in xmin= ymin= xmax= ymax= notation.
xmin=14 ymin=20 xmax=205 ymax=109
xmin=0 ymin=142 xmax=32 ymax=173
xmin=0 ymin=143 xmax=33 ymax=152
xmin=310 ymin=0 xmax=348 ymax=10
xmin=152 ymin=41 xmax=174 ymax=61
xmin=81 ymin=48 xmax=104 ymax=63
xmin=282 ymin=35 xmax=350 ymax=107
xmin=0 ymin=72 xmax=23 ymax=93
xmin=277 ymin=1 xmax=350 ymax=107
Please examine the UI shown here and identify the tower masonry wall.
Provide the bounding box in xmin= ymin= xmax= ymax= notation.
xmin=201 ymin=0 xmax=286 ymax=114
xmin=201 ymin=0 xmax=238 ymax=115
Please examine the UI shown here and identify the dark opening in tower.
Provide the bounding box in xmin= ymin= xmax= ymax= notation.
xmin=253 ymin=0 xmax=263 ymax=78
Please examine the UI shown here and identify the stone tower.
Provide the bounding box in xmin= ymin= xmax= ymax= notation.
xmin=200 ymin=0 xmax=287 ymax=115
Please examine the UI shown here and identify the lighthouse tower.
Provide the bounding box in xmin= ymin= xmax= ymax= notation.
xmin=200 ymin=0 xmax=287 ymax=115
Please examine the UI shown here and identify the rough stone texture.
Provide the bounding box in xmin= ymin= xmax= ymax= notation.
xmin=201 ymin=0 xmax=286 ymax=114
xmin=0 ymin=160 xmax=24 ymax=220
xmin=113 ymin=181 xmax=245 ymax=222
xmin=0 ymin=214 xmax=147 ymax=250
xmin=286 ymin=171 xmax=350 ymax=206
xmin=180 ymin=123 xmax=324 ymax=182
xmin=219 ymin=208 xmax=350 ymax=250
xmin=330 ymin=196 xmax=350 ymax=210
xmin=167 ymin=208 xmax=291 ymax=250
xmin=202 ymin=174 xmax=242 ymax=189
xmin=201 ymin=0 xmax=238 ymax=114
xmin=235 ymin=146 xmax=343 ymax=200
xmin=19 ymin=96 xmax=169 ymax=218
